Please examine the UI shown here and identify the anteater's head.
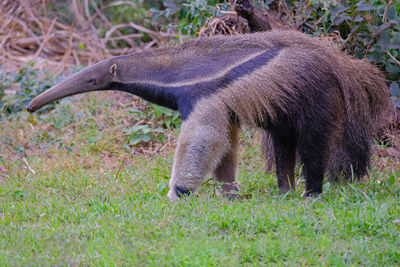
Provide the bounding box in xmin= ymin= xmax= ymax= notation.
xmin=27 ymin=59 xmax=119 ymax=112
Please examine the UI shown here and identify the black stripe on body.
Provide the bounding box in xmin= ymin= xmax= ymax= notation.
xmin=116 ymin=48 xmax=281 ymax=119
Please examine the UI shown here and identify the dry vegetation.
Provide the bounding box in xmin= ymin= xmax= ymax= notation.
xmin=0 ymin=0 xmax=177 ymax=73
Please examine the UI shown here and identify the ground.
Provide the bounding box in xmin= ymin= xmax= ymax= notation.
xmin=0 ymin=91 xmax=399 ymax=265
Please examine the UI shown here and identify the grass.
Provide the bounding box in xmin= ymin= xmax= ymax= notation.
xmin=0 ymin=91 xmax=399 ymax=266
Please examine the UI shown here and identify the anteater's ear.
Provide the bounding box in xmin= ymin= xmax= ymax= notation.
xmin=110 ymin=63 xmax=117 ymax=79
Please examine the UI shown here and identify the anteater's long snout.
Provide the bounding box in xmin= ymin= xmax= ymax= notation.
xmin=25 ymin=65 xmax=105 ymax=113
xmin=26 ymin=82 xmax=71 ymax=113
xmin=26 ymin=98 xmax=40 ymax=113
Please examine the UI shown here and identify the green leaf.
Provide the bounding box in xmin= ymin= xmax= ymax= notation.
xmin=142 ymin=134 xmax=151 ymax=142
xmin=330 ymin=6 xmax=349 ymax=19
xmin=153 ymin=105 xmax=163 ymax=118
xmin=355 ymin=3 xmax=371 ymax=11
xmin=367 ymin=46 xmax=385 ymax=64
xmin=164 ymin=109 xmax=172 ymax=116
xmin=389 ymin=82 xmax=400 ymax=97
xmin=157 ymin=181 xmax=169 ymax=195
xmin=378 ymin=29 xmax=392 ymax=49
xmin=131 ymin=125 xmax=146 ymax=132
xmin=12 ymin=190 xmax=29 ymax=200
xmin=387 ymin=5 xmax=399 ymax=21
xmin=379 ymin=23 xmax=391 ymax=33
xmin=333 ymin=14 xmax=351 ymax=25
xmin=129 ymin=136 xmax=141 ymax=145
xmin=142 ymin=126 xmax=152 ymax=134
xmin=125 ymin=108 xmax=142 ymax=115
xmin=386 ymin=63 xmax=399 ymax=80
xmin=387 ymin=175 xmax=395 ymax=186
xmin=392 ymin=32 xmax=400 ymax=44
xmin=153 ymin=128 xmax=164 ymax=133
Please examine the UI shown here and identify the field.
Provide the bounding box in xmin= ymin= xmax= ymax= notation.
xmin=0 ymin=0 xmax=399 ymax=265
xmin=0 ymin=90 xmax=399 ymax=265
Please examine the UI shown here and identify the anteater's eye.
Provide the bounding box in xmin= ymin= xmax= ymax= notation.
xmin=88 ymin=78 xmax=97 ymax=85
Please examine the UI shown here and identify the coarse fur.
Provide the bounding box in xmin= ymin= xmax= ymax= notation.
xmin=27 ymin=30 xmax=390 ymax=199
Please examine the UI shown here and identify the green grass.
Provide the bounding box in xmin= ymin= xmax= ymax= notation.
xmin=0 ymin=92 xmax=399 ymax=266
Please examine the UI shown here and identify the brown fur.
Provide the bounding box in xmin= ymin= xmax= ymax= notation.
xmin=168 ymin=31 xmax=388 ymax=196
xmin=214 ymin=122 xmax=240 ymax=198
xmin=215 ymin=31 xmax=388 ymax=127
xmin=168 ymin=97 xmax=233 ymax=199
xmin=27 ymin=30 xmax=390 ymax=199
xmin=258 ymin=31 xmax=390 ymax=181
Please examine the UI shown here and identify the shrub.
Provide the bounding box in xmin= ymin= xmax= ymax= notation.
xmin=289 ymin=0 xmax=399 ymax=106
xmin=0 ymin=66 xmax=63 ymax=117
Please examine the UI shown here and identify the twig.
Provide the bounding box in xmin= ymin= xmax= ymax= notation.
xmin=89 ymin=0 xmax=119 ymax=48
xmin=33 ymin=17 xmax=57 ymax=60
xmin=129 ymin=22 xmax=177 ymax=38
xmin=90 ymin=0 xmax=112 ymax=28
xmin=20 ymin=0 xmax=45 ymax=34
xmin=84 ymin=0 xmax=90 ymax=18
xmin=22 ymin=157 xmax=36 ymax=174
xmin=71 ymin=0 xmax=87 ymax=29
xmin=103 ymin=1 xmax=137 ymax=10
xmin=383 ymin=0 xmax=394 ymax=24
xmin=341 ymin=25 xmax=360 ymax=48
xmin=11 ymin=17 xmax=42 ymax=47
xmin=144 ymin=40 xmax=156 ymax=50
xmin=104 ymin=24 xmax=139 ymax=43
xmin=296 ymin=10 xmax=312 ymax=30
xmin=106 ymin=33 xmax=143 ymax=41
xmin=72 ymin=49 xmax=81 ymax=66
xmin=115 ymin=160 xmax=126 ymax=179
xmin=56 ymin=26 xmax=73 ymax=74
xmin=385 ymin=50 xmax=400 ymax=67
xmin=41 ymin=0 xmax=47 ymax=17
xmin=155 ymin=142 xmax=169 ymax=153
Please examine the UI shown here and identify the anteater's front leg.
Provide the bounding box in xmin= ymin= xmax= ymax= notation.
xmin=214 ymin=123 xmax=240 ymax=199
xmin=168 ymin=103 xmax=232 ymax=200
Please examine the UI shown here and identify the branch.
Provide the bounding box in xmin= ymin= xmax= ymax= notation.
xmin=383 ymin=0 xmax=394 ymax=24
xmin=385 ymin=50 xmax=400 ymax=67
xmin=33 ymin=17 xmax=57 ymax=60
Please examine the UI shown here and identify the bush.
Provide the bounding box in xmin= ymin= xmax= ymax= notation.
xmin=150 ymin=0 xmax=227 ymax=34
xmin=0 ymin=66 xmax=64 ymax=117
xmin=289 ymin=0 xmax=400 ymax=106
xmin=151 ymin=0 xmax=400 ymax=105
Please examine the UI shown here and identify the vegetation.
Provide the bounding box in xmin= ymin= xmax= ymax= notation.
xmin=0 ymin=0 xmax=399 ymax=265
xmin=99 ymin=0 xmax=400 ymax=103
xmin=0 ymin=87 xmax=399 ymax=265
xmin=292 ymin=0 xmax=400 ymax=107
xmin=1 ymin=0 xmax=398 ymax=103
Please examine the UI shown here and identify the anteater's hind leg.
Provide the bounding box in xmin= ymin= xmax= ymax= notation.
xmin=214 ymin=123 xmax=240 ymax=199
xmin=269 ymin=129 xmax=296 ymax=193
xmin=261 ymin=131 xmax=275 ymax=173
xmin=298 ymin=131 xmax=331 ymax=197
xmin=168 ymin=101 xmax=232 ymax=200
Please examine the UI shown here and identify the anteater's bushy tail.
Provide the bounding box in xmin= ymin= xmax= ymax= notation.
xmin=327 ymin=54 xmax=390 ymax=181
